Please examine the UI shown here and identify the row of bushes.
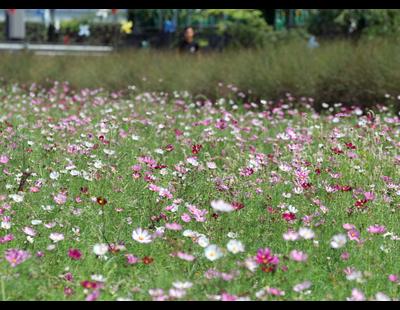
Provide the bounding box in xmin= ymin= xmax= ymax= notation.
xmin=0 ymin=22 xmax=126 ymax=45
xmin=1 ymin=38 xmax=400 ymax=110
xmin=0 ymin=21 xmax=310 ymax=49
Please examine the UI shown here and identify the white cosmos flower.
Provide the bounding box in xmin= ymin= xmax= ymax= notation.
xmin=186 ymin=157 xmax=199 ymax=167
xmin=227 ymin=232 xmax=238 ymax=239
xmin=103 ymin=149 xmax=115 ymax=155
xmin=375 ymin=292 xmax=391 ymax=301
xmin=93 ymin=243 xmax=109 ymax=256
xmin=31 ymin=219 xmax=42 ymax=226
xmin=49 ymin=171 xmax=59 ymax=180
xmin=131 ymin=135 xmax=140 ymax=141
xmin=169 ymin=288 xmax=186 ymax=299
xmin=91 ymin=274 xmax=106 ymax=282
xmin=207 ymin=162 xmax=217 ymax=169
xmin=1 ymin=221 xmax=11 ymax=230
xmin=197 ymin=236 xmax=210 ymax=248
xmin=204 ymin=244 xmax=223 ymax=261
xmin=93 ymin=161 xmax=103 ymax=169
xmin=182 ymin=230 xmax=194 ymax=237
xmin=244 ymin=257 xmax=258 ymax=272
xmin=172 ymin=281 xmax=193 ymax=290
xmin=287 ymin=205 xmax=298 ymax=213
xmin=298 ymin=227 xmax=315 ymax=240
xmin=70 ymin=170 xmax=80 ymax=176
xmin=49 ymin=232 xmax=64 ymax=243
xmin=227 ymin=239 xmax=245 ymax=254
xmin=330 ymin=234 xmax=347 ymax=249
xmin=9 ymin=194 xmax=24 ymax=203
xmin=132 ymin=228 xmax=152 ymax=244
xmin=84 ymin=141 xmax=94 ymax=148
xmin=211 ymin=200 xmax=235 ymax=213
xmin=346 ymin=270 xmax=363 ymax=282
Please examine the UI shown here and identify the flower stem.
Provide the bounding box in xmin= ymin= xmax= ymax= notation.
xmin=1 ymin=276 xmax=6 ymax=301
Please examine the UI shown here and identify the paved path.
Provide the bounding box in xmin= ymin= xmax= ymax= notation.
xmin=0 ymin=43 xmax=113 ymax=55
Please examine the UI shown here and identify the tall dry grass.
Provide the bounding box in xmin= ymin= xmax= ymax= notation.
xmin=2 ymin=38 xmax=400 ymax=106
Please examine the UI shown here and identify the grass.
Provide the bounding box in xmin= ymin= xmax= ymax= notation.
xmin=2 ymin=38 xmax=400 ymax=108
xmin=0 ymin=81 xmax=399 ymax=300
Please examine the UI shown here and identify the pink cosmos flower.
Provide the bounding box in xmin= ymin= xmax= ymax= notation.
xmin=149 ymin=289 xmax=168 ymax=301
xmin=119 ymin=129 xmax=128 ymax=138
xmin=388 ymin=274 xmax=398 ymax=283
xmin=22 ymin=226 xmax=36 ymax=237
xmin=289 ymin=250 xmax=308 ymax=262
xmin=220 ymin=271 xmax=239 ymax=281
xmin=341 ymin=252 xmax=350 ymax=261
xmin=148 ymin=184 xmax=160 ymax=192
xmin=239 ymin=167 xmax=254 ymax=177
xmin=0 ymin=155 xmax=9 ymax=164
xmin=86 ymin=289 xmax=100 ymax=301
xmin=54 ymin=191 xmax=67 ymax=205
xmin=204 ymin=268 xmax=221 ymax=279
xmin=221 ymin=292 xmax=237 ymax=301
xmin=159 ymin=188 xmax=173 ymax=199
xmin=293 ymin=281 xmax=312 ymax=292
xmin=165 ymin=222 xmax=182 ymax=231
xmin=364 ymin=192 xmax=375 ymax=201
xmin=175 ymin=252 xmax=196 ymax=262
xmin=126 ymin=254 xmax=139 ymax=264
xmin=367 ymin=225 xmax=386 ymax=234
xmin=347 ymin=229 xmax=361 ymax=243
xmin=0 ymin=234 xmax=14 ymax=244
xmin=131 ymin=164 xmax=142 ymax=172
xmin=343 ymin=223 xmax=356 ymax=230
xmin=181 ymin=213 xmax=191 ymax=223
xmin=283 ymin=230 xmax=300 ymax=241
xmin=64 ymin=272 xmax=73 ymax=281
xmin=266 ymin=287 xmax=285 ymax=296
xmin=347 ymin=288 xmax=365 ymax=301
xmin=68 ymin=248 xmax=82 ymax=260
xmin=5 ymin=248 xmax=31 ymax=267
xmin=64 ymin=287 xmax=74 ymax=296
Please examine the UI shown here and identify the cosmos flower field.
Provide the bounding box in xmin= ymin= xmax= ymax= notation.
xmin=0 ymin=81 xmax=399 ymax=301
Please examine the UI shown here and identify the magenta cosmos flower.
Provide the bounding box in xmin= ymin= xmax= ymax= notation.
xmin=256 ymin=248 xmax=279 ymax=272
xmin=5 ymin=248 xmax=31 ymax=267
xmin=68 ymin=248 xmax=82 ymax=260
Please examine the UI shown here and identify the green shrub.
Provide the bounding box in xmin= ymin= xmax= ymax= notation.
xmin=203 ymin=9 xmax=274 ymax=48
xmin=307 ymin=9 xmax=400 ymax=39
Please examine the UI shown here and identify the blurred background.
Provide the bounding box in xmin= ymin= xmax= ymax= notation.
xmin=1 ymin=9 xmax=312 ymax=49
xmin=2 ymin=9 xmax=400 ymax=109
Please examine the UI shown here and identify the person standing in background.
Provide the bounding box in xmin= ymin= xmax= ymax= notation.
xmin=179 ymin=26 xmax=199 ymax=54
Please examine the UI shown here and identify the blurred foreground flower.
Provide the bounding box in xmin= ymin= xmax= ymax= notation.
xmin=5 ymin=249 xmax=30 ymax=267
